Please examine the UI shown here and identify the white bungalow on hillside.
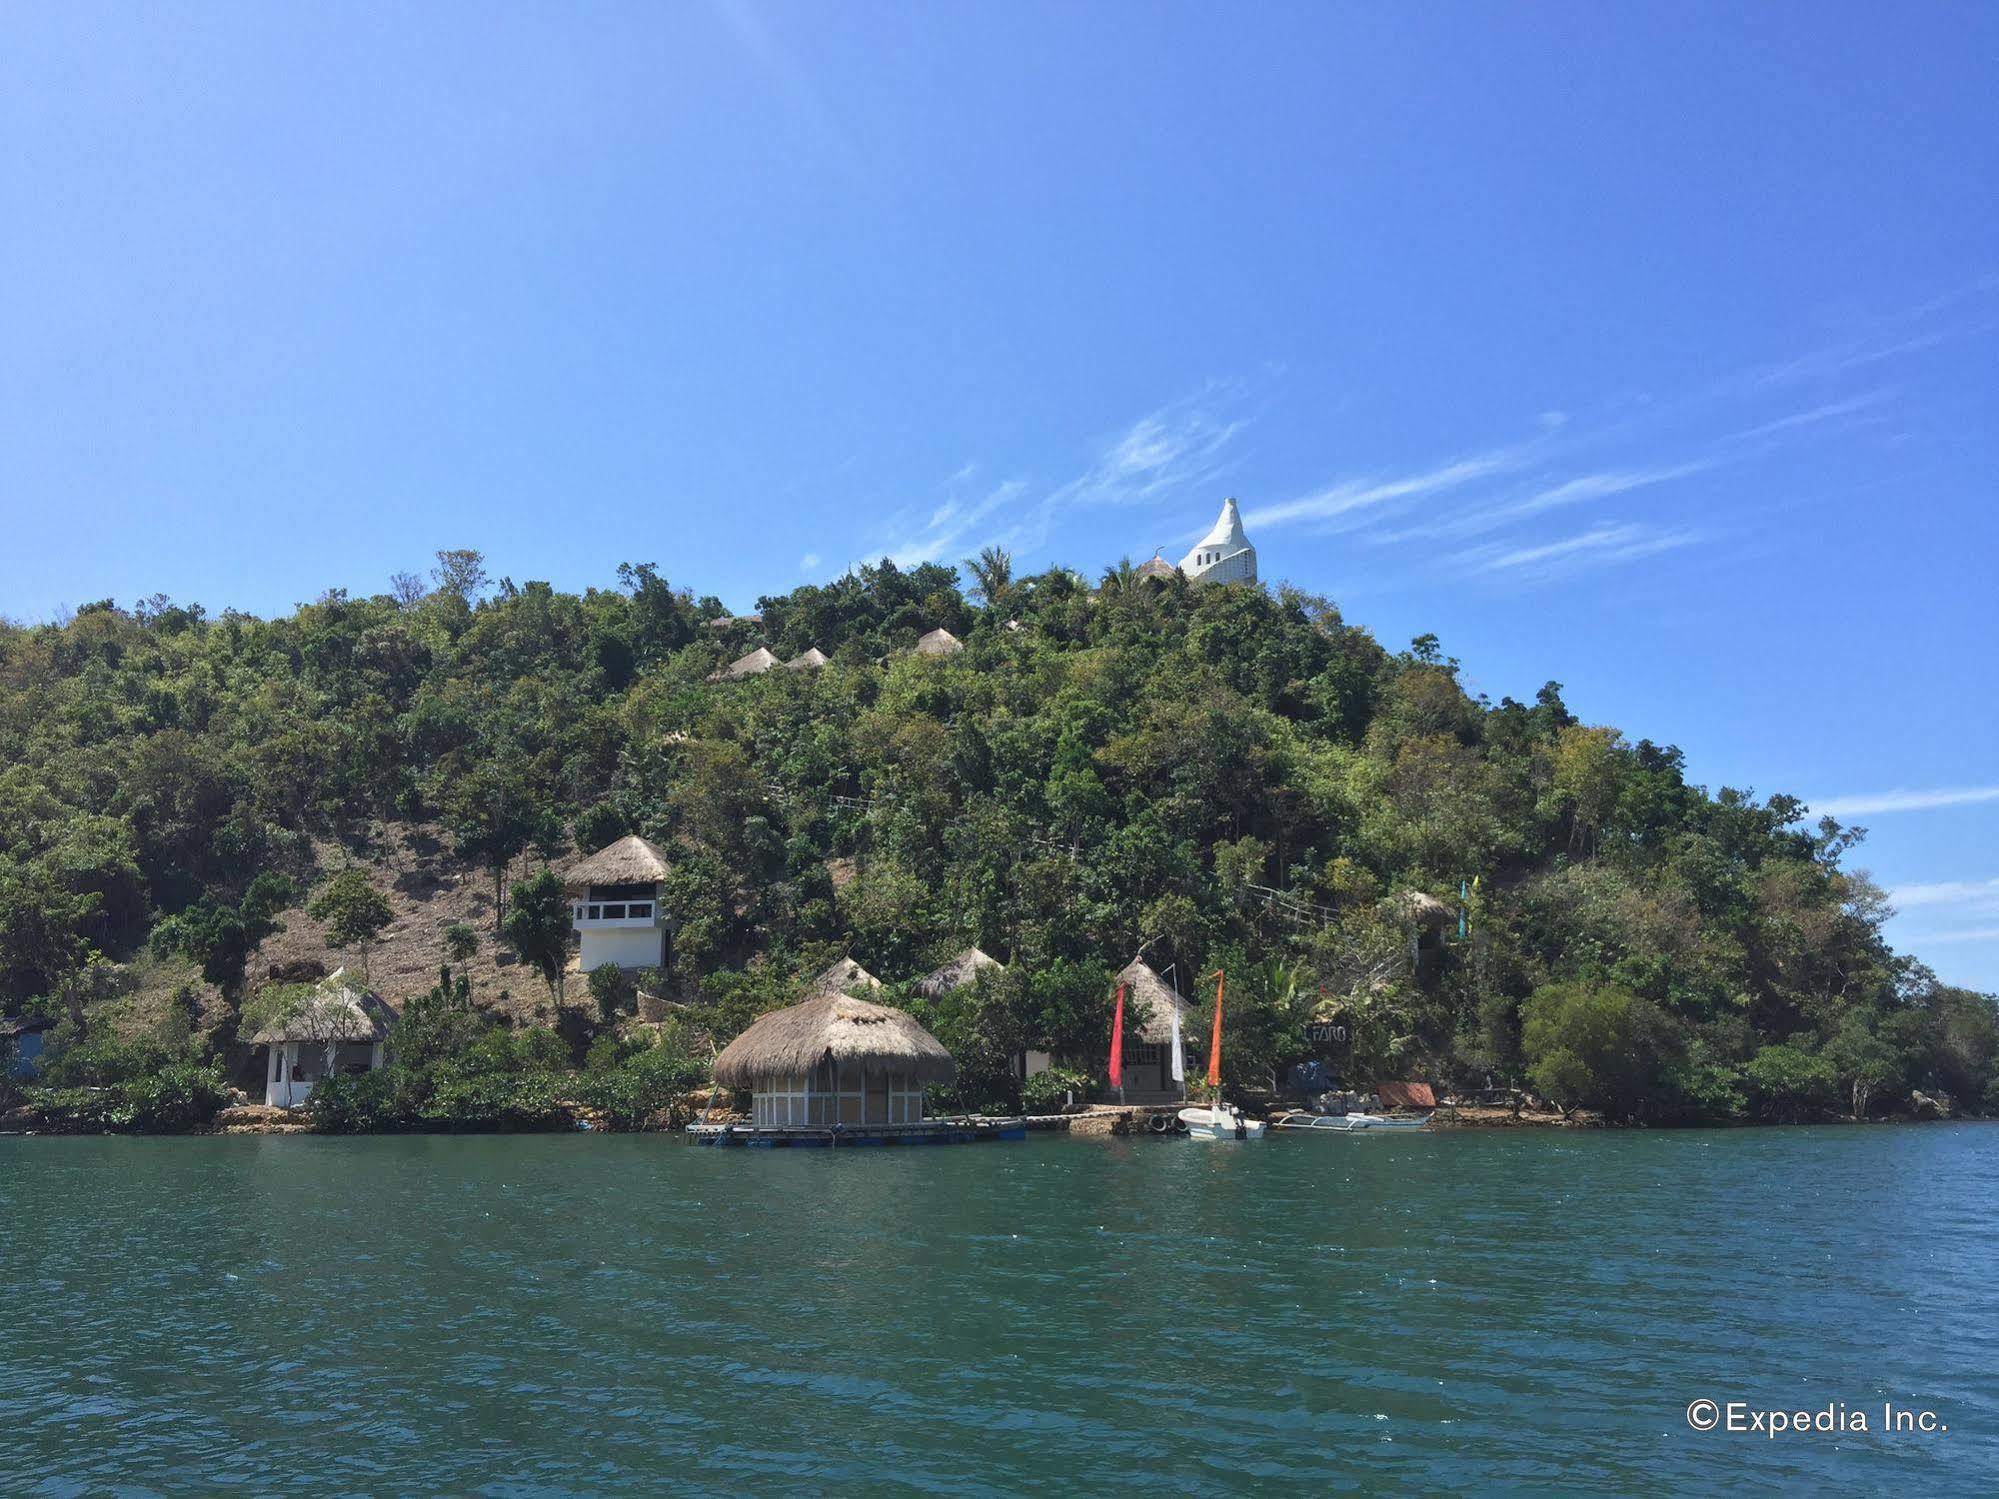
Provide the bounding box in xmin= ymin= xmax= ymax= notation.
xmin=250 ymin=970 xmax=395 ymax=1108
xmin=567 ymin=834 xmax=673 ymax=971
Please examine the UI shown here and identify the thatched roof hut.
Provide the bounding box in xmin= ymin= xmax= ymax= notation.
xmin=1387 ymin=890 xmax=1455 ymax=929
xmin=913 ymin=628 xmax=963 ymax=656
xmin=246 ymin=969 xmax=396 ymax=1046
xmin=714 ymin=992 xmax=956 ymax=1090
xmin=913 ymin=947 xmax=1002 ymax=999
xmin=1135 ymin=552 xmax=1176 ymax=581
xmin=805 ymin=956 xmax=882 ymax=997
xmin=1116 ymin=956 xmax=1192 ymax=1045
xmin=715 ymin=646 xmax=780 ymax=680
xmin=565 ymin=834 xmax=672 ymax=892
xmin=784 ymin=647 xmax=830 ymax=671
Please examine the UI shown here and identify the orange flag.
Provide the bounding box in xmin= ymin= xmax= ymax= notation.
xmin=1206 ymin=969 xmax=1225 ymax=1088
xmin=1108 ymin=982 xmax=1126 ymax=1090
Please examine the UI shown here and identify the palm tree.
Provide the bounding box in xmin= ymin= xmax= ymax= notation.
xmin=1097 ymin=558 xmax=1139 ymax=597
xmin=963 ymin=545 xmax=1014 ymax=611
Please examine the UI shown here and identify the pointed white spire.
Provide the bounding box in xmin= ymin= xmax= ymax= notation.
xmin=1178 ymin=497 xmax=1257 ymax=584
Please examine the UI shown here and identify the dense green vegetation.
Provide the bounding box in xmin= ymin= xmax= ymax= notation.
xmin=2 ymin=549 xmax=1992 ymax=1128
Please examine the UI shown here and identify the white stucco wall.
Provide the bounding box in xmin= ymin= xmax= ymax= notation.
xmin=580 ymin=926 xmax=665 ymax=971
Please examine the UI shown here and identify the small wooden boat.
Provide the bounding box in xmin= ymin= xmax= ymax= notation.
xmin=1178 ymin=1103 xmax=1267 ymax=1140
xmin=1270 ymin=1110 xmax=1432 ymax=1133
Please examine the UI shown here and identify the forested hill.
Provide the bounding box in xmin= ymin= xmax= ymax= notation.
xmin=3 ymin=549 xmax=1993 ymax=1126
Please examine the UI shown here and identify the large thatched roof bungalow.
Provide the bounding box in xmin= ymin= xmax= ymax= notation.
xmin=714 ymin=991 xmax=955 ymax=1129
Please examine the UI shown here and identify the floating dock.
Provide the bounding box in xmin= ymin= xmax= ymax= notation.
xmin=686 ymin=1116 xmax=1027 ymax=1147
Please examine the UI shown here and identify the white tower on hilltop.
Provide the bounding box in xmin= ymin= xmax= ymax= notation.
xmin=1178 ymin=497 xmax=1257 ymax=586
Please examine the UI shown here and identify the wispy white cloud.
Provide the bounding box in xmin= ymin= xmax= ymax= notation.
xmin=1889 ymin=877 xmax=1999 ymax=912
xmin=1247 ymin=448 xmax=1523 ymax=534
xmin=1453 ymin=522 xmax=1702 ymax=579
xmin=1814 ymin=786 xmax=1999 ymax=817
xmin=1885 ymin=874 xmax=1999 ymax=953
xmin=883 ymin=479 xmax=1027 ymax=568
xmin=1908 ymin=926 xmax=1999 ymax=945
xmin=1049 ymin=386 xmax=1249 ymax=512
xmin=799 ymin=552 xmax=821 ymax=573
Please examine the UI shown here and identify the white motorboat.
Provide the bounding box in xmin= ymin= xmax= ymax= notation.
xmin=1178 ymin=1103 xmax=1267 ymax=1140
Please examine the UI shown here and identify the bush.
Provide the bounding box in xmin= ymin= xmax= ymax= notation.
xmin=581 ymin=1036 xmax=705 ymax=1129
xmin=1743 ymin=1044 xmax=1840 ymax=1123
xmin=1521 ymin=982 xmax=1687 ymax=1122
xmin=424 ymin=1070 xmax=566 ymax=1129
xmin=305 ymin=1068 xmax=406 ymax=1132
xmin=114 ymin=1062 xmax=230 ymax=1131
xmin=588 ymin=964 xmax=636 ymax=1023
xmin=1022 ymin=1066 xmax=1090 ymax=1114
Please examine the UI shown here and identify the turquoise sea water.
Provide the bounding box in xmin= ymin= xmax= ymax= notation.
xmin=2 ymin=1126 xmax=1995 ymax=1495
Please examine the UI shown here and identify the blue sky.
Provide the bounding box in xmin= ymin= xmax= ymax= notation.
xmin=3 ymin=2 xmax=1995 ymax=986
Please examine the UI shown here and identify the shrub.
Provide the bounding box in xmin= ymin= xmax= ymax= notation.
xmin=114 ymin=1062 xmax=230 ymax=1131
xmin=1743 ymin=1044 xmax=1840 ymax=1123
xmin=305 ymin=1068 xmax=406 ymax=1133
xmin=581 ymin=1035 xmax=705 ymax=1129
xmin=1022 ymin=1066 xmax=1090 ymax=1114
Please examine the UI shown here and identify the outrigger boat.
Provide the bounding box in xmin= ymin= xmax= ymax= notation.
xmin=1176 ymin=968 xmax=1266 ymax=1141
xmin=1269 ymin=1109 xmax=1432 ymax=1133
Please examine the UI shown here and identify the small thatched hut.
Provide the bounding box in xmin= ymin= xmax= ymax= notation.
xmin=912 ymin=947 xmax=1002 ymax=1000
xmin=783 ymin=647 xmax=830 ymax=671
xmin=1134 ymin=552 xmax=1177 ymax=582
xmin=709 ymin=646 xmax=780 ymax=681
xmin=248 ymin=969 xmax=396 ymax=1108
xmin=804 ymin=956 xmax=881 ymax=997
xmin=1386 ymin=889 xmax=1458 ymax=965
xmin=1113 ymin=956 xmax=1194 ymax=1094
xmin=1388 ymin=890 xmax=1455 ymax=929
xmin=566 ymin=835 xmax=673 ymax=971
xmin=913 ymin=628 xmax=963 ymax=657
xmin=714 ymin=992 xmax=955 ymax=1128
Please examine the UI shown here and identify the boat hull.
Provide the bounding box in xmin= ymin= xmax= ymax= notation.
xmin=1178 ymin=1106 xmax=1266 ymax=1140
xmin=1271 ymin=1111 xmax=1432 ymax=1133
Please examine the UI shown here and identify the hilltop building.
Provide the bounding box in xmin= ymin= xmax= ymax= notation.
xmin=1178 ymin=497 xmax=1257 ymax=586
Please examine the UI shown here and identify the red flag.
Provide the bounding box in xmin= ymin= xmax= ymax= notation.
xmin=1108 ymin=981 xmax=1126 ymax=1091
xmin=1206 ymin=969 xmax=1225 ymax=1089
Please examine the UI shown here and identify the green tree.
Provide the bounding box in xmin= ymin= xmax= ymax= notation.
xmin=963 ymin=546 xmax=1015 ymax=613
xmin=503 ymin=867 xmax=571 ymax=1004
xmin=307 ymin=869 xmax=394 ymax=975
xmin=1520 ymin=982 xmax=1686 ymax=1121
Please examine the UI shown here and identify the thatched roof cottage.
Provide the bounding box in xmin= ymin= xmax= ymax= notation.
xmin=709 ymin=646 xmax=780 ymax=681
xmin=912 ymin=947 xmax=1002 ymax=1000
xmin=1111 ymin=956 xmax=1194 ymax=1097
xmin=249 ymin=968 xmax=396 ymax=1108
xmin=913 ymin=628 xmax=963 ymax=657
xmin=804 ymin=956 xmax=882 ymax=997
xmin=714 ymin=991 xmax=955 ymax=1128
xmin=566 ymin=835 xmax=673 ymax=971
xmin=783 ymin=647 xmax=830 ymax=671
